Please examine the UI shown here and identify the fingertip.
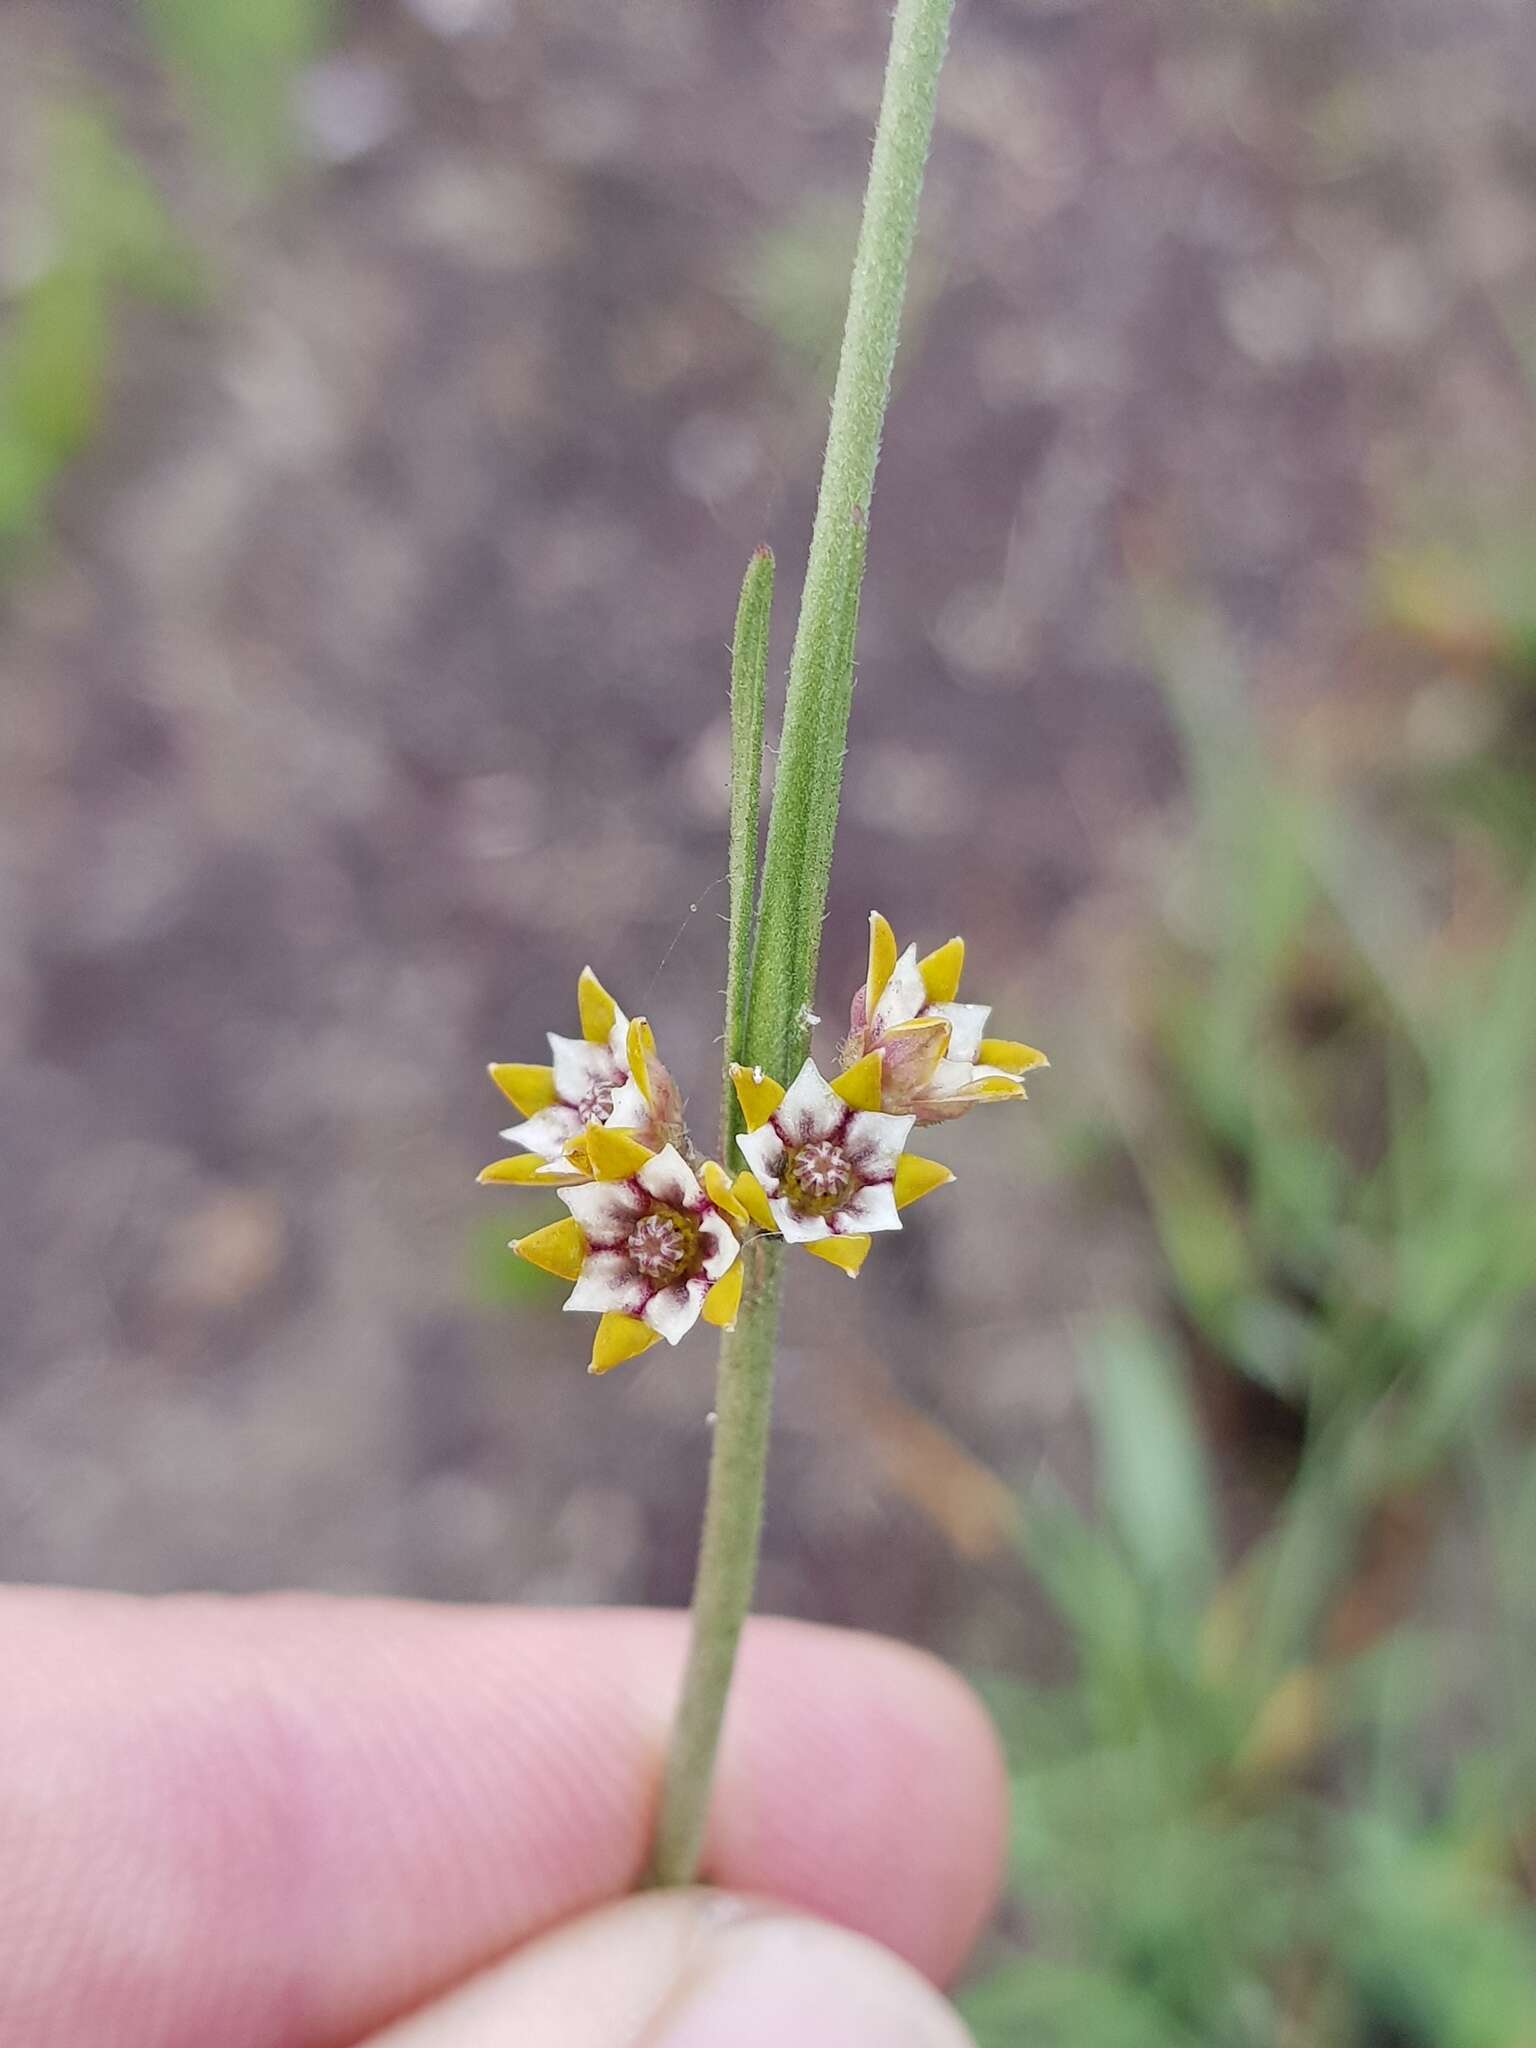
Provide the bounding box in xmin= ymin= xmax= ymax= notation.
xmin=361 ymin=1892 xmax=977 ymax=2048
xmin=0 ymin=1594 xmax=1006 ymax=2043
xmin=705 ymin=1619 xmax=1008 ymax=1984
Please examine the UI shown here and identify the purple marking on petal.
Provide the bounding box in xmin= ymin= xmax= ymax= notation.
xmin=736 ymin=1125 xmax=787 ymax=1191
xmin=835 ymin=1180 xmax=902 ymax=1236
xmin=698 ymin=1214 xmax=741 ymax=1282
xmin=843 ymin=1108 xmax=915 ymax=1181
xmin=549 ymin=1031 xmax=627 ymax=1113
xmin=566 ymin=1251 xmax=649 ymax=1316
xmin=560 ymin=1178 xmax=646 ymax=1246
xmin=643 ymin=1280 xmax=704 ymax=1345
xmin=775 ymin=1058 xmax=845 ymax=1145
xmin=605 ymin=1077 xmax=652 ymax=1132
xmin=637 ymin=1143 xmax=701 ymax=1210
xmin=768 ymin=1194 xmax=833 ymax=1244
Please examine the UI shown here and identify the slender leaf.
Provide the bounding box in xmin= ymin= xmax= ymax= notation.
xmin=743 ymin=0 xmax=954 ymax=1081
xmin=1084 ymin=1319 xmax=1218 ymax=1607
xmin=721 ymin=546 xmax=772 ymax=1155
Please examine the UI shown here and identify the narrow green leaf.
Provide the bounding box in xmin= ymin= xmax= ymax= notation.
xmin=1084 ymin=1319 xmax=1218 ymax=1608
xmin=1137 ymin=1147 xmax=1260 ymax=1345
xmin=721 ymin=546 xmax=773 ymax=1156
xmin=744 ymin=0 xmax=954 ymax=1082
xmin=790 ymin=510 xmax=867 ymax=1042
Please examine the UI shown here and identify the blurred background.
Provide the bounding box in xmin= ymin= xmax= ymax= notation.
xmin=4 ymin=0 xmax=1536 ymax=2036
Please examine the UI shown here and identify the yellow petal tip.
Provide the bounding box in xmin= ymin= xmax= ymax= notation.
xmin=585 ymin=1123 xmax=654 ymax=1181
xmin=918 ymin=935 xmax=965 ymax=1005
xmin=590 ymin=1312 xmax=661 ymax=1374
xmin=973 ymin=1075 xmax=1028 ymax=1101
xmin=978 ymin=1038 xmax=1049 ymax=1075
xmin=479 ymin=1154 xmax=564 ymax=1186
xmin=577 ymin=966 xmax=620 ymax=1045
xmin=625 ymin=1017 xmax=658 ymax=1105
xmin=701 ymin=1159 xmax=748 ymax=1224
xmin=894 ymin=1155 xmax=956 ymax=1210
xmin=866 ymin=912 xmax=898 ymax=1014
xmin=831 ymin=1050 xmax=884 ymax=1111
xmin=701 ymin=1262 xmax=745 ymax=1328
xmin=488 ymin=1061 xmax=559 ymax=1115
xmin=730 ymin=1063 xmax=786 ymax=1132
xmin=803 ymin=1234 xmax=871 ymax=1276
xmin=731 ymin=1170 xmax=776 ymax=1233
xmin=511 ymin=1216 xmax=587 ymax=1282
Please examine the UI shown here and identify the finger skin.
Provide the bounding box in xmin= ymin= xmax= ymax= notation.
xmin=361 ymin=1893 xmax=977 ymax=2048
xmin=0 ymin=1593 xmax=1005 ymax=2048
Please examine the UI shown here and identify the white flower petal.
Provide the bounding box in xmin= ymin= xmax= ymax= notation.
xmin=736 ymin=1126 xmax=787 ymax=1190
xmin=836 ymin=1181 xmax=901 ymax=1235
xmin=565 ymin=1251 xmax=648 ymax=1316
xmin=927 ymin=1056 xmax=986 ymax=1100
xmin=871 ymin=946 xmax=926 ymax=1036
xmin=549 ymin=1031 xmax=626 ymax=1107
xmin=642 ymin=1279 xmax=705 ymax=1345
xmin=638 ymin=1143 xmax=702 ymax=1210
xmin=560 ymin=1178 xmax=646 ymax=1245
xmin=929 ymin=1002 xmax=990 ymax=1063
xmin=774 ymin=1058 xmax=845 ymax=1144
xmin=967 ymin=1059 xmax=1017 ymax=1087
xmin=604 ymin=1077 xmax=651 ymax=1131
xmin=842 ymin=1108 xmax=915 ymax=1182
xmin=698 ymin=1213 xmax=741 ymax=1282
xmin=767 ymin=1194 xmax=831 ymax=1243
xmin=502 ymin=1104 xmax=583 ymax=1160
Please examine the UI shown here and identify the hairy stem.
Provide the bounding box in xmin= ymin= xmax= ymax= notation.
xmin=647 ymin=1236 xmax=783 ymax=1886
xmin=648 ymin=0 xmax=955 ymax=1889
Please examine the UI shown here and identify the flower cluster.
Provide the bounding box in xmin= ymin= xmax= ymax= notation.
xmin=480 ymin=967 xmax=684 ymax=1189
xmin=480 ymin=919 xmax=1046 ymax=1373
xmin=841 ymin=912 xmax=1047 ymax=1123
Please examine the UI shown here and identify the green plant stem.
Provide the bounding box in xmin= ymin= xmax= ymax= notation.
xmin=745 ymin=0 xmax=955 ymax=1081
xmin=648 ymin=0 xmax=954 ymax=1892
xmin=647 ymin=1236 xmax=783 ymax=1886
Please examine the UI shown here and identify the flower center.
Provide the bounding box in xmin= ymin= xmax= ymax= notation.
xmin=626 ymin=1206 xmax=699 ymax=1286
xmin=578 ymin=1080 xmax=616 ymax=1124
xmin=783 ymin=1139 xmax=856 ymax=1215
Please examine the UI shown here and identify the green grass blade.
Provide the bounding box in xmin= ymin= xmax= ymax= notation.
xmin=1084 ymin=1319 xmax=1219 ymax=1611
xmin=721 ymin=546 xmax=773 ymax=1156
xmin=141 ymin=0 xmax=328 ymax=179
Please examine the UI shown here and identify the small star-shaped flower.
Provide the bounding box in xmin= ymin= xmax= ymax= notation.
xmin=729 ymin=1057 xmax=955 ymax=1274
xmin=479 ymin=967 xmax=683 ymax=1188
xmin=510 ymin=1128 xmax=742 ymax=1373
xmin=842 ymin=912 xmax=1047 ymax=1125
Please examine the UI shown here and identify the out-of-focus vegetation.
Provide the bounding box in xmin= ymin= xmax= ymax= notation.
xmin=964 ymin=577 xmax=1536 ymax=2043
xmin=142 ymin=0 xmax=329 ymax=181
xmin=735 ymin=194 xmax=944 ymax=392
xmin=0 ymin=107 xmax=192 ymax=546
xmin=1378 ymin=537 xmax=1536 ymax=866
xmin=0 ymin=0 xmax=328 ymax=550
